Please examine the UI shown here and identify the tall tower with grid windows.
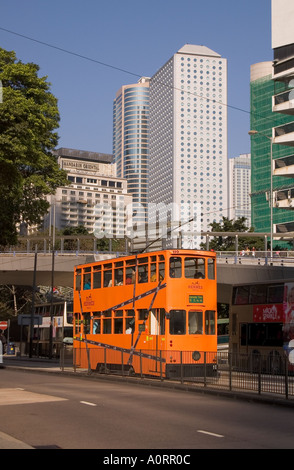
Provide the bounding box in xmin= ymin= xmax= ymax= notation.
xmin=148 ymin=44 xmax=228 ymax=248
xmin=228 ymin=153 xmax=251 ymax=226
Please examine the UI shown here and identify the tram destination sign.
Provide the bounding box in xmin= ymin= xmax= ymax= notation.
xmin=189 ymin=295 xmax=203 ymax=304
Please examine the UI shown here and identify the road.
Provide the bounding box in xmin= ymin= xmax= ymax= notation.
xmin=1 ymin=368 xmax=294 ymax=453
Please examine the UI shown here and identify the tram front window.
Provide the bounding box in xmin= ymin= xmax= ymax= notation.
xmin=169 ymin=310 xmax=186 ymax=335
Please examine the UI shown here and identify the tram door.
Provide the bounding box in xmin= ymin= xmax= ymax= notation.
xmin=149 ymin=309 xmax=165 ymax=373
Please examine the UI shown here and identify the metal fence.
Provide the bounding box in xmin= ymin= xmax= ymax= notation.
xmin=67 ymin=347 xmax=294 ymax=401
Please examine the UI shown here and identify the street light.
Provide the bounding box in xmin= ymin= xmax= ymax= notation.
xmin=248 ymin=129 xmax=273 ymax=259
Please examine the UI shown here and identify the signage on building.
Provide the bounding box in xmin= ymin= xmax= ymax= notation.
xmin=253 ymin=304 xmax=283 ymax=322
xmin=62 ymin=159 xmax=114 ymax=175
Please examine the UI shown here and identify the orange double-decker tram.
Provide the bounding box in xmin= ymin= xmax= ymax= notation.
xmin=73 ymin=249 xmax=217 ymax=378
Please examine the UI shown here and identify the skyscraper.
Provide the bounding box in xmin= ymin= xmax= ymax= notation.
xmin=250 ymin=61 xmax=294 ymax=235
xmin=149 ymin=44 xmax=228 ymax=248
xmin=228 ymin=154 xmax=251 ymax=226
xmin=113 ymin=77 xmax=150 ymax=225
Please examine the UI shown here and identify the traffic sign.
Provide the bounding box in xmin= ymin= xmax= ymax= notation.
xmin=17 ymin=315 xmax=42 ymax=326
xmin=0 ymin=321 xmax=8 ymax=331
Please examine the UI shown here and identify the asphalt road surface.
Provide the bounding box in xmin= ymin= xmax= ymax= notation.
xmin=1 ymin=368 xmax=294 ymax=453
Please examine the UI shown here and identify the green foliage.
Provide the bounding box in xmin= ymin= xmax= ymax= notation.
xmin=0 ymin=285 xmax=32 ymax=321
xmin=202 ymin=216 xmax=265 ymax=251
xmin=0 ymin=48 xmax=68 ymax=246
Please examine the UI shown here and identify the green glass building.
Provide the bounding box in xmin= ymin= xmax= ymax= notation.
xmin=250 ymin=62 xmax=294 ymax=246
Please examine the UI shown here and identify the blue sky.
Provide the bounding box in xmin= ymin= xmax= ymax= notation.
xmin=0 ymin=0 xmax=272 ymax=158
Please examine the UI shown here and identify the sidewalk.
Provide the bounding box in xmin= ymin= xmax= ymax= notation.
xmin=2 ymin=354 xmax=79 ymax=373
xmin=0 ymin=431 xmax=34 ymax=449
xmin=0 ymin=355 xmax=79 ymax=449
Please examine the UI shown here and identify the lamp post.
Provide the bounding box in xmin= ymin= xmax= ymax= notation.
xmin=248 ymin=129 xmax=273 ymax=259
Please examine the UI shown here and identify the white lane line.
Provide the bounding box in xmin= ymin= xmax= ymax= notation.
xmin=80 ymin=401 xmax=97 ymax=407
xmin=197 ymin=430 xmax=224 ymax=438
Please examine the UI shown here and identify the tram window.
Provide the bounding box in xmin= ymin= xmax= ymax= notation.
xmin=159 ymin=260 xmax=165 ymax=280
xmin=170 ymin=310 xmax=186 ymax=335
xmin=103 ymin=318 xmax=112 ymax=334
xmin=138 ymin=309 xmax=148 ymax=320
xmin=125 ymin=259 xmax=136 ymax=284
xmin=170 ymin=257 xmax=182 ymax=278
xmin=114 ymin=318 xmax=123 ymax=334
xmin=93 ymin=266 xmax=101 ymax=289
xmin=138 ymin=264 xmax=148 ymax=283
xmin=185 ymin=257 xmax=205 ymax=279
xmin=126 ymin=309 xmax=135 ymax=318
xmin=126 ymin=259 xmax=136 ymax=267
xmin=150 ymin=262 xmax=157 ymax=282
xmin=189 ymin=311 xmax=203 ymax=334
xmin=115 ymin=310 xmax=123 ymax=317
xmin=83 ymin=313 xmax=91 ymax=334
xmin=125 ymin=319 xmax=135 ymax=333
xmin=83 ymin=273 xmax=91 ymax=290
xmin=207 ymin=258 xmax=215 ymax=280
xmin=75 ymin=269 xmax=81 ymax=290
xmin=93 ymin=319 xmax=100 ymax=334
xmin=103 ymin=263 xmax=113 ymax=287
xmin=114 ymin=268 xmax=124 ymax=286
xmin=205 ymin=310 xmax=216 ymax=335
xmin=125 ymin=311 xmax=135 ymax=333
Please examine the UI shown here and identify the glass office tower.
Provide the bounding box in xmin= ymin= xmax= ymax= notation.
xmin=250 ymin=62 xmax=294 ymax=236
xmin=113 ymin=77 xmax=150 ymax=225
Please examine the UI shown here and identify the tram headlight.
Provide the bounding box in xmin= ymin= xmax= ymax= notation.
xmin=192 ymin=351 xmax=201 ymax=361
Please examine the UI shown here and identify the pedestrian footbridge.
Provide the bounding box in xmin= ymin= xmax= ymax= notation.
xmin=1 ymin=252 xmax=294 ymax=305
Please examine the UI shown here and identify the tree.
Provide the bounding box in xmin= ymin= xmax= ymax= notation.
xmin=202 ymin=216 xmax=265 ymax=252
xmin=0 ymin=48 xmax=68 ymax=246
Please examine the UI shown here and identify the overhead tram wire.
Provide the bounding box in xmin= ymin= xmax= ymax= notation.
xmin=0 ymin=26 xmax=275 ymax=237
xmin=0 ymin=26 xmax=141 ymax=80
xmin=0 ymin=26 xmax=278 ymax=127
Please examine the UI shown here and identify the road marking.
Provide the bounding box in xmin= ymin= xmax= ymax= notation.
xmin=80 ymin=401 xmax=97 ymax=407
xmin=197 ymin=430 xmax=224 ymax=438
xmin=0 ymin=388 xmax=67 ymax=406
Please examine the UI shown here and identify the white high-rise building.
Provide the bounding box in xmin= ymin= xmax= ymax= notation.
xmin=149 ymin=44 xmax=228 ymax=248
xmin=228 ymin=154 xmax=251 ymax=226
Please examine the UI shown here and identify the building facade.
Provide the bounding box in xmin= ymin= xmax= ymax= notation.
xmin=250 ymin=1 xmax=294 ymax=240
xmin=250 ymin=61 xmax=294 ymax=234
xmin=113 ymin=77 xmax=150 ymax=225
xmin=45 ymin=148 xmax=132 ymax=238
xmin=148 ymin=44 xmax=228 ymax=248
xmin=270 ymin=0 xmax=294 ymax=234
xmin=228 ymin=154 xmax=251 ymax=226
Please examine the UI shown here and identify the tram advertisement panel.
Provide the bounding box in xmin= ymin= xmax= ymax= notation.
xmin=283 ymin=282 xmax=294 ymax=366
